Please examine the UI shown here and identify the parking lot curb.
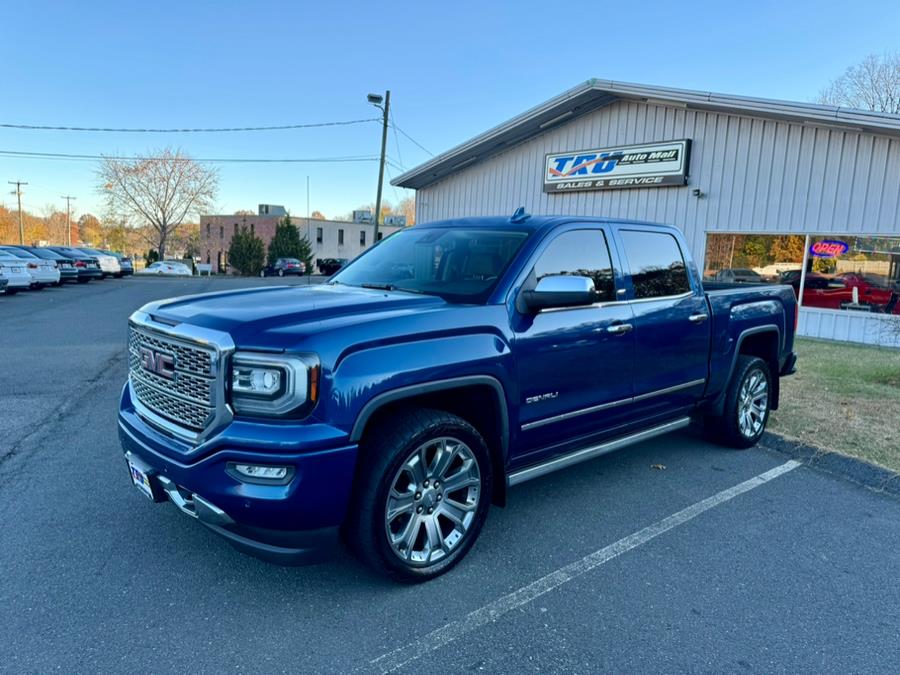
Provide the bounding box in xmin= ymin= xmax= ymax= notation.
xmin=761 ymin=431 xmax=900 ymax=498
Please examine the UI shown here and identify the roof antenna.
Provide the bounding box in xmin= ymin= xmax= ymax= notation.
xmin=509 ymin=206 xmax=531 ymax=223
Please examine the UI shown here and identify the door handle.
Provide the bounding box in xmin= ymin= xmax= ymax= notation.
xmin=606 ymin=322 xmax=633 ymax=335
xmin=688 ymin=313 xmax=709 ymax=324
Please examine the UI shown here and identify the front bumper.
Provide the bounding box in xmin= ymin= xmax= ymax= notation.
xmin=118 ymin=385 xmax=358 ymax=565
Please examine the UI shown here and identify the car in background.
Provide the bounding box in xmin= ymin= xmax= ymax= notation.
xmin=47 ymin=247 xmax=104 ymax=283
xmin=103 ymin=250 xmax=134 ymax=276
xmin=14 ymin=246 xmax=79 ymax=284
xmin=714 ymin=268 xmax=764 ymax=284
xmin=77 ymin=247 xmax=122 ymax=278
xmin=138 ymin=261 xmax=193 ymax=276
xmin=779 ymin=269 xmax=830 ymax=291
xmin=260 ymin=257 xmax=306 ymax=277
xmin=0 ymin=276 xmax=7 ymax=294
xmin=317 ymin=257 xmax=349 ymax=276
xmin=0 ymin=245 xmax=61 ymax=288
xmin=0 ymin=250 xmax=33 ymax=294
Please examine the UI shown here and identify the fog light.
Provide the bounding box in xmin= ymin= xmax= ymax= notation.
xmin=233 ymin=464 xmax=289 ymax=480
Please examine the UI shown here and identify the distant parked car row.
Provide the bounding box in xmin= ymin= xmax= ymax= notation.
xmin=0 ymin=244 xmax=134 ymax=295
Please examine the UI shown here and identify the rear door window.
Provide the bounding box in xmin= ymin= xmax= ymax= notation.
xmin=620 ymin=230 xmax=691 ymax=299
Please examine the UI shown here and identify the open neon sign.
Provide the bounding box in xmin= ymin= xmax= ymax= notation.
xmin=810 ymin=239 xmax=849 ymax=258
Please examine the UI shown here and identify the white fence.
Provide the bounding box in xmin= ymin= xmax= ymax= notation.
xmin=798 ymin=307 xmax=900 ymax=348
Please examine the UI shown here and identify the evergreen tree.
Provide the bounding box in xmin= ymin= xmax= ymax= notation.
xmin=228 ymin=225 xmax=265 ymax=275
xmin=267 ymin=215 xmax=313 ymax=271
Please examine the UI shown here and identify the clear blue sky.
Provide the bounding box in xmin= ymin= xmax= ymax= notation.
xmin=2 ymin=0 xmax=898 ymax=222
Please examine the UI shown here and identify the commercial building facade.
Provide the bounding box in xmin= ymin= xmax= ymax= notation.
xmin=200 ymin=210 xmax=401 ymax=274
xmin=394 ymin=79 xmax=900 ymax=347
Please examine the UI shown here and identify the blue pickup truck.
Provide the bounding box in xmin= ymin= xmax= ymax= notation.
xmin=119 ymin=212 xmax=797 ymax=581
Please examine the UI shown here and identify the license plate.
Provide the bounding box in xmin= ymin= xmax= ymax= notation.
xmin=127 ymin=456 xmax=155 ymax=500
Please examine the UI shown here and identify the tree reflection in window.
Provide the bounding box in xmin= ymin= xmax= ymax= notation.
xmin=532 ymin=230 xmax=616 ymax=302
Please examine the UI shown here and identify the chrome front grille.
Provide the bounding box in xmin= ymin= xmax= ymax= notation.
xmin=128 ymin=323 xmax=220 ymax=435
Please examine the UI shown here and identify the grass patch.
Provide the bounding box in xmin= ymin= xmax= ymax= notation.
xmin=769 ymin=338 xmax=900 ymax=472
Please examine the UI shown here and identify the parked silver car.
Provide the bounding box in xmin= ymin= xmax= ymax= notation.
xmin=0 ymin=250 xmax=34 ymax=294
xmin=0 ymin=245 xmax=61 ymax=288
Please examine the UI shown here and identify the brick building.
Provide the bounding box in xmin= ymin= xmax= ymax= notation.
xmin=200 ymin=206 xmax=402 ymax=273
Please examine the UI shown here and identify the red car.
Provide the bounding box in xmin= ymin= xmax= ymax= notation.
xmin=801 ymin=273 xmax=898 ymax=313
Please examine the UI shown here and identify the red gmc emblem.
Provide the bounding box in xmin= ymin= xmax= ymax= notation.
xmin=139 ymin=346 xmax=176 ymax=379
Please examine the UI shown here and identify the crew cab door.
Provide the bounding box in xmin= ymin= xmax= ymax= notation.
xmin=616 ymin=228 xmax=710 ymax=417
xmin=511 ymin=227 xmax=634 ymax=464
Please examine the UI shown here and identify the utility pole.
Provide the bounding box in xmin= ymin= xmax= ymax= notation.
xmin=368 ymin=89 xmax=390 ymax=244
xmin=61 ymin=195 xmax=77 ymax=245
xmin=306 ymin=175 xmax=311 ymax=281
xmin=8 ymin=180 xmax=28 ymax=245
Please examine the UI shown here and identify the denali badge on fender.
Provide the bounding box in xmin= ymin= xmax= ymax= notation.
xmin=139 ymin=346 xmax=176 ymax=379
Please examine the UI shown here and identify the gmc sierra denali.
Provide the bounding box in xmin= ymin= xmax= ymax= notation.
xmin=118 ymin=211 xmax=797 ymax=581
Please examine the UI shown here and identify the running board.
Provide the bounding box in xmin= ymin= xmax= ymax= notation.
xmin=507 ymin=417 xmax=691 ymax=486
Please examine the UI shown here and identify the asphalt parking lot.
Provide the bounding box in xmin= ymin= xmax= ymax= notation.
xmin=2 ymin=277 xmax=899 ymax=674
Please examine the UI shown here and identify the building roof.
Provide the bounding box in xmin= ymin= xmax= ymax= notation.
xmin=392 ymin=78 xmax=900 ymax=190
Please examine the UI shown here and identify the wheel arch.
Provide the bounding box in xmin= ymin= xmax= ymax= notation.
xmin=349 ymin=376 xmax=510 ymax=506
xmin=708 ymin=325 xmax=782 ymax=415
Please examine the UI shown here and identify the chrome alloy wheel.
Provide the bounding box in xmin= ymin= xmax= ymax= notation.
xmin=385 ymin=436 xmax=481 ymax=566
xmin=738 ymin=369 xmax=768 ymax=438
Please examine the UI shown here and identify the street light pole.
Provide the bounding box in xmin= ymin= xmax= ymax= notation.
xmin=8 ymin=180 xmax=28 ymax=245
xmin=369 ymin=90 xmax=390 ymax=245
xmin=61 ymin=195 xmax=76 ymax=245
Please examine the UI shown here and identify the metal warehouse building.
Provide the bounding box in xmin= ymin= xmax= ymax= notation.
xmin=393 ymin=79 xmax=900 ymax=347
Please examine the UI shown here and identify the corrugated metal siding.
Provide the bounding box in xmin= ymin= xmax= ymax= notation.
xmin=418 ymin=99 xmax=900 ymax=242
xmin=417 ymin=99 xmax=900 ymax=346
xmin=798 ymin=308 xmax=900 ymax=348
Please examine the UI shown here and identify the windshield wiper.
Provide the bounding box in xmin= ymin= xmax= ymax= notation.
xmin=360 ymin=282 xmax=425 ymax=294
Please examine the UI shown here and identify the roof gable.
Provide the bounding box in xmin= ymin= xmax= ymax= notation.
xmin=393 ymin=78 xmax=900 ymax=190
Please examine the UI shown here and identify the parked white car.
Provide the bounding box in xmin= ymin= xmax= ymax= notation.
xmin=138 ymin=261 xmax=193 ymax=276
xmin=77 ymin=248 xmax=122 ymax=277
xmin=0 ymin=250 xmax=35 ymax=294
xmin=0 ymin=246 xmax=61 ymax=287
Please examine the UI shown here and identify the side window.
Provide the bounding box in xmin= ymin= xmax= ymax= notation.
xmin=620 ymin=230 xmax=691 ymax=299
xmin=532 ymin=229 xmax=615 ymax=302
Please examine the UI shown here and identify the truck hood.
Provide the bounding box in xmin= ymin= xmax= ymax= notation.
xmin=145 ymin=283 xmax=448 ymax=347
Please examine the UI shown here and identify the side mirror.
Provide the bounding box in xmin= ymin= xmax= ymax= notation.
xmin=522 ymin=275 xmax=597 ymax=311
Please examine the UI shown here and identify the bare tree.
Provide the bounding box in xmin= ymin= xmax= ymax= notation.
xmin=818 ymin=53 xmax=900 ymax=113
xmin=97 ymin=148 xmax=218 ymax=259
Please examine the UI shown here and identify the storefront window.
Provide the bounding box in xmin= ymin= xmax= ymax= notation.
xmin=703 ymin=233 xmax=900 ymax=317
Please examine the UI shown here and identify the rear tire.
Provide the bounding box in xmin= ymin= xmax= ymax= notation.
xmin=259 ymin=270 xmax=266 ymax=277
xmin=277 ymin=269 xmax=284 ymax=277
xmin=708 ymin=355 xmax=771 ymax=449
xmin=344 ymin=408 xmax=493 ymax=582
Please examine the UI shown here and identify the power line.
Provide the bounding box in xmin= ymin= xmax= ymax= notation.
xmin=0 ymin=118 xmax=381 ymax=133
xmin=389 ymin=110 xmax=405 ymax=171
xmin=0 ymin=149 xmax=381 ymax=164
xmin=390 ymin=118 xmax=434 ymax=157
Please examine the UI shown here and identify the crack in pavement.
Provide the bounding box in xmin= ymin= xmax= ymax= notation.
xmin=0 ymin=349 xmax=126 ymax=473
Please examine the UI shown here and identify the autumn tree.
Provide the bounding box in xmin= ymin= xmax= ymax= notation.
xmin=97 ymin=148 xmax=218 ymax=260
xmin=818 ymin=53 xmax=900 ymax=113
xmin=78 ymin=214 xmax=102 ymax=245
xmin=310 ymin=210 xmax=326 ymax=220
xmin=394 ymin=196 xmax=415 ymax=225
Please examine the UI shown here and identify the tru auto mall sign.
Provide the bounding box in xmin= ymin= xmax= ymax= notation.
xmin=543 ymin=139 xmax=691 ymax=193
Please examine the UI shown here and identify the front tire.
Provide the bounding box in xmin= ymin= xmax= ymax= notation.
xmin=709 ymin=355 xmax=771 ymax=448
xmin=345 ymin=408 xmax=493 ymax=582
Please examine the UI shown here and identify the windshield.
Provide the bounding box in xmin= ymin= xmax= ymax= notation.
xmin=331 ymin=227 xmax=530 ymax=303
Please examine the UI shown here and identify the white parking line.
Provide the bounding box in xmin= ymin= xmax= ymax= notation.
xmin=369 ymin=459 xmax=801 ymax=674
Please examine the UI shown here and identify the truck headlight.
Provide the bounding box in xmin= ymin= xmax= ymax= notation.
xmin=229 ymin=352 xmax=319 ymax=417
